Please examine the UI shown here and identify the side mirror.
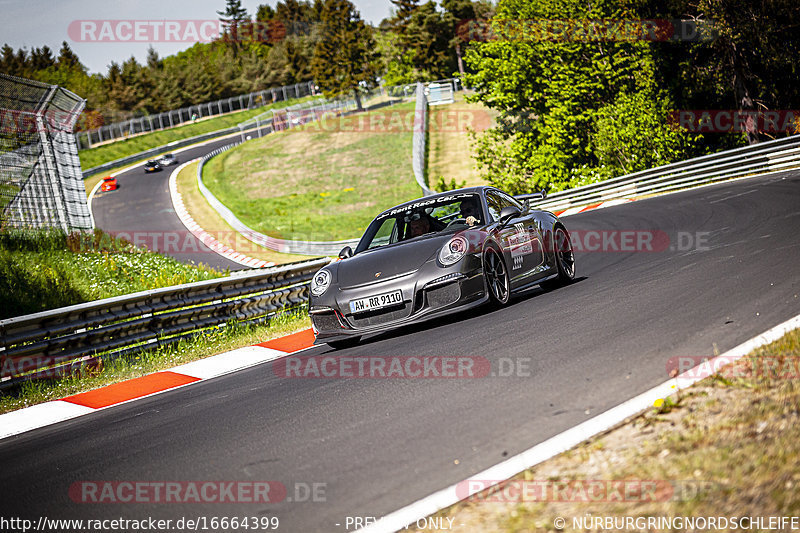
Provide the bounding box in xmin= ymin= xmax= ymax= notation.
xmin=338 ymin=246 xmax=353 ymax=259
xmin=498 ymin=206 xmax=521 ymax=226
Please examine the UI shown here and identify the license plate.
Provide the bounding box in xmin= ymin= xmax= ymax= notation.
xmin=349 ymin=290 xmax=403 ymax=313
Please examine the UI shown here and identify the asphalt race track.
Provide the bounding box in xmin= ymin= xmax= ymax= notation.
xmin=1 ymin=170 xmax=799 ymax=531
xmin=91 ymin=137 xmax=246 ymax=272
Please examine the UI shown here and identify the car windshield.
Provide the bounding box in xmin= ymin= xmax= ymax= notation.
xmin=355 ymin=193 xmax=483 ymax=253
xmin=147 ymin=160 xmax=158 ymax=165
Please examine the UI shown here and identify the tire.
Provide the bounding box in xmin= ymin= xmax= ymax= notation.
xmin=328 ymin=336 xmax=361 ymax=350
xmin=541 ymin=224 xmax=575 ymax=289
xmin=483 ymin=244 xmax=511 ymax=305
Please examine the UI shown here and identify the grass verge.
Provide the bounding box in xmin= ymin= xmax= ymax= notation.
xmin=428 ymin=94 xmax=497 ymax=191
xmin=411 ymin=328 xmax=800 ymax=532
xmin=78 ymin=96 xmax=315 ymax=170
xmin=0 ymin=228 xmax=224 ymax=319
xmin=176 ymin=160 xmax=315 ymax=264
xmin=202 ymin=100 xmax=421 ymax=241
xmin=0 ymin=312 xmax=311 ymax=415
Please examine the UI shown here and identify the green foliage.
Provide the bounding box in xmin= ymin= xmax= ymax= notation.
xmin=464 ymin=0 xmax=685 ymax=191
xmin=593 ymin=89 xmax=698 ymax=176
xmin=463 ymin=0 xmax=800 ymax=193
xmin=310 ymin=0 xmax=381 ymax=108
xmin=381 ymin=0 xmax=492 ymax=84
xmin=433 ymin=175 xmax=467 ymax=192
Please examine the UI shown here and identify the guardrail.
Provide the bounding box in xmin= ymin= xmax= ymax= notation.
xmin=0 ymin=258 xmax=329 ymax=389
xmin=80 ymin=97 xmax=338 ymax=179
xmin=75 ymin=81 xmax=316 ymax=150
xmin=196 ymin=144 xmax=360 ymax=256
xmin=537 ymin=134 xmax=800 ymax=211
xmin=80 ymin=126 xmax=242 ymax=179
xmin=413 ymin=82 xmax=435 ymax=197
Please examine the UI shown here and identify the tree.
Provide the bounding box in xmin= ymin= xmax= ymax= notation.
xmin=686 ymin=0 xmax=800 ymax=144
xmin=30 ymin=46 xmax=55 ymax=71
xmin=310 ymin=0 xmax=380 ymax=110
xmin=442 ymin=0 xmax=493 ymax=77
xmin=389 ymin=0 xmax=419 ymax=32
xmin=0 ymin=44 xmax=16 ymax=74
xmin=217 ymin=0 xmax=250 ymax=57
xmin=57 ymin=42 xmax=83 ymax=72
xmin=464 ymin=0 xmax=697 ymax=192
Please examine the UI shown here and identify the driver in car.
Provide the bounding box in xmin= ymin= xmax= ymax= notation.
xmin=460 ymin=199 xmax=482 ymax=227
xmin=407 ymin=213 xmax=431 ymax=238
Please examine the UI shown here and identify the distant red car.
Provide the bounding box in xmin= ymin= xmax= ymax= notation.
xmin=100 ymin=177 xmax=118 ymax=191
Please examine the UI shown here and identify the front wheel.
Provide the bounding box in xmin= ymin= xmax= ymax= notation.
xmin=484 ymin=244 xmax=510 ymax=305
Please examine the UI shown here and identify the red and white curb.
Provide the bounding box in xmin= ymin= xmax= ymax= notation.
xmin=0 ymin=329 xmax=316 ymax=441
xmin=357 ymin=313 xmax=800 ymax=533
xmin=551 ymin=198 xmax=635 ymax=218
xmin=168 ymin=161 xmax=275 ymax=269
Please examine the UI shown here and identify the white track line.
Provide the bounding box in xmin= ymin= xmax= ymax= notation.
xmin=0 ymin=345 xmax=292 ymax=441
xmin=358 ymin=312 xmax=800 ymax=533
xmin=168 ymin=161 xmax=274 ymax=268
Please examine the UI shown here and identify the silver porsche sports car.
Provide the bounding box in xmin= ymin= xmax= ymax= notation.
xmin=309 ymin=186 xmax=575 ymax=348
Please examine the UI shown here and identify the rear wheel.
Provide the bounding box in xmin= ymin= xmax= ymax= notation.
xmin=484 ymin=244 xmax=510 ymax=305
xmin=541 ymin=225 xmax=575 ymax=289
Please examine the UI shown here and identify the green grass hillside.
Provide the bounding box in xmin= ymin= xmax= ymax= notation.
xmin=78 ymin=96 xmax=315 ymax=171
xmin=202 ymin=101 xmax=421 ymax=241
xmin=0 ymin=229 xmax=223 ymax=319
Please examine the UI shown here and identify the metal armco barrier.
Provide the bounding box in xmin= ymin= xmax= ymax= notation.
xmin=0 ymin=258 xmax=330 ymax=388
xmin=75 ymin=81 xmax=316 ymax=150
xmin=80 ymin=125 xmax=242 ymax=179
xmin=413 ymin=82 xmax=435 ymax=197
xmin=1 ymin=73 xmax=92 ymax=231
xmin=196 ymin=144 xmax=360 ymax=256
xmin=537 ymin=134 xmax=800 ymax=211
xmin=80 ymin=98 xmax=343 ymax=179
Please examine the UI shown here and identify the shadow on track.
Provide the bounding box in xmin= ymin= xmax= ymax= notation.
xmin=320 ymin=276 xmax=589 ymax=353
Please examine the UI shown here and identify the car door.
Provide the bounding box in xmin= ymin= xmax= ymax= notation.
xmin=486 ymin=190 xmax=545 ymax=287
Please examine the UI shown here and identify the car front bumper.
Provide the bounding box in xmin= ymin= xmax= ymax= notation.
xmin=310 ymin=258 xmax=487 ymax=344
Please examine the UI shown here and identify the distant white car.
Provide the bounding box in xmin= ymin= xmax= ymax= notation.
xmin=158 ymin=153 xmax=178 ymax=166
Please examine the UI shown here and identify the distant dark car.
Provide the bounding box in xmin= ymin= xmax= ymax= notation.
xmin=143 ymin=160 xmax=162 ymax=173
xmin=158 ymin=153 xmax=178 ymax=166
xmin=100 ymin=176 xmax=117 ymax=191
xmin=309 ymin=186 xmax=575 ymax=349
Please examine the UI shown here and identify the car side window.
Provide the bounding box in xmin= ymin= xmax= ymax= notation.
xmin=368 ymin=217 xmax=398 ymax=249
xmin=486 ymin=191 xmax=523 ymax=222
xmin=486 ymin=193 xmax=503 ymax=222
xmin=497 ymin=191 xmax=523 ymax=211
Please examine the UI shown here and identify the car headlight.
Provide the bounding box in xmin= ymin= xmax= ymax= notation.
xmin=438 ymin=235 xmax=468 ymax=266
xmin=310 ymin=269 xmax=332 ymax=296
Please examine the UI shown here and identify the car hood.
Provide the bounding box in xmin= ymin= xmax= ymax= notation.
xmin=336 ymin=235 xmax=451 ymax=288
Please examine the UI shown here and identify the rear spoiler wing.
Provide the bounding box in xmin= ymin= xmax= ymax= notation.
xmin=514 ymin=190 xmax=548 ymax=205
